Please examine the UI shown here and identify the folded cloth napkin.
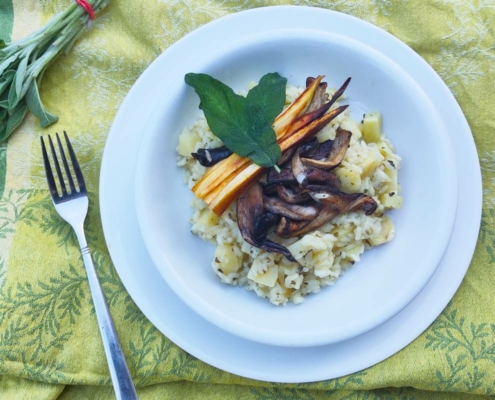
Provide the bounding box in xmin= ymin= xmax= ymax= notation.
xmin=0 ymin=1 xmax=493 ymax=399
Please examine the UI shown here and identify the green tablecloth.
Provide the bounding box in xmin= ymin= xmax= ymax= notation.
xmin=0 ymin=0 xmax=493 ymax=398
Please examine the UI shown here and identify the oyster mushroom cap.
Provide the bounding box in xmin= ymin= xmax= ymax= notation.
xmin=267 ymin=166 xmax=340 ymax=188
xmin=263 ymin=196 xmax=319 ymax=221
xmin=306 ymin=79 xmax=329 ymax=113
xmin=299 ymin=137 xmax=319 ymax=157
xmin=276 ymin=185 xmax=312 ymax=204
xmin=267 ymin=168 xmax=296 ymax=185
xmin=306 ymin=168 xmax=341 ymax=188
xmin=308 ymin=187 xmax=378 ymax=216
xmin=276 ymin=188 xmax=378 ymax=238
xmin=302 ymin=127 xmax=352 ymax=170
xmin=309 ymin=139 xmax=334 ymax=161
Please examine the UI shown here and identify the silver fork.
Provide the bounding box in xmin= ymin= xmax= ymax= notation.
xmin=41 ymin=132 xmax=138 ymax=400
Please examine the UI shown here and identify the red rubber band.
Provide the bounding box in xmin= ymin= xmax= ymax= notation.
xmin=75 ymin=0 xmax=95 ymax=20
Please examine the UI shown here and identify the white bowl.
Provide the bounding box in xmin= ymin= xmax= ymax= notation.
xmin=134 ymin=29 xmax=457 ymax=347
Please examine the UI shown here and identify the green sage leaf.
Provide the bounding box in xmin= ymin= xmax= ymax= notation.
xmin=0 ymin=53 xmax=20 ymax=76
xmin=246 ymin=72 xmax=287 ymax=124
xmin=0 ymin=107 xmax=7 ymax=121
xmin=26 ymin=80 xmax=58 ymax=128
xmin=0 ymin=70 xmax=15 ymax=97
xmin=0 ymin=87 xmax=9 ymax=108
xmin=15 ymin=53 xmax=29 ymax=101
xmin=7 ymin=80 xmax=18 ymax=109
xmin=0 ymin=40 xmax=7 ymax=59
xmin=0 ymin=119 xmax=6 ymax=141
xmin=3 ymin=100 xmax=27 ymax=141
xmin=185 ymin=73 xmax=283 ymax=168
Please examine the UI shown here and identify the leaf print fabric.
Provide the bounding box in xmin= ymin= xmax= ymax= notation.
xmin=0 ymin=0 xmax=494 ymax=399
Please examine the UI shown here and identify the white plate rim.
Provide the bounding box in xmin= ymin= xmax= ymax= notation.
xmin=133 ymin=27 xmax=458 ymax=347
xmin=99 ymin=5 xmax=481 ymax=383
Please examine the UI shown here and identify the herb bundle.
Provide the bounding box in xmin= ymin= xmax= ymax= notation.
xmin=0 ymin=0 xmax=110 ymax=142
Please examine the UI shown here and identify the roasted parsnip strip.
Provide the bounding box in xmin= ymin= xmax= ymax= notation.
xmin=272 ymin=76 xmax=324 ymax=137
xmin=202 ymin=161 xmax=251 ymax=204
xmin=192 ymin=153 xmax=249 ymax=198
xmin=209 ymin=163 xmax=265 ymax=215
xmin=278 ymin=106 xmax=348 ymax=153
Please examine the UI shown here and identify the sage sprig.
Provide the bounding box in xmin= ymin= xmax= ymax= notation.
xmin=185 ymin=72 xmax=287 ymax=168
xmin=0 ymin=0 xmax=110 ymax=142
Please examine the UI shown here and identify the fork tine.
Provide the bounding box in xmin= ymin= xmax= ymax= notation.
xmin=48 ymin=135 xmax=67 ymax=196
xmin=40 ymin=137 xmax=60 ymax=200
xmin=56 ymin=132 xmax=76 ymax=193
xmin=63 ymin=131 xmax=86 ymax=192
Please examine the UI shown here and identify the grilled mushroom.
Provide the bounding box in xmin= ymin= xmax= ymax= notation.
xmin=302 ymin=127 xmax=352 ymax=170
xmin=306 ymin=79 xmax=329 ymax=113
xmin=267 ymin=166 xmax=340 ymax=188
xmin=275 ymin=217 xmax=310 ymax=238
xmin=237 ymin=183 xmax=296 ymax=262
xmin=263 ymin=196 xmax=319 ymax=221
xmin=277 ymin=148 xmax=296 ymax=167
xmin=306 ymin=168 xmax=341 ymax=188
xmin=276 ymin=189 xmax=377 ymax=238
xmin=276 ymin=185 xmax=312 ymax=204
xmin=292 ymin=148 xmax=308 ymax=187
xmin=311 ymin=190 xmax=377 ymax=216
xmin=299 ymin=137 xmax=319 ymax=157
xmin=306 ymin=76 xmax=351 ymax=112
xmin=192 ymin=146 xmax=233 ymax=167
xmin=267 ymin=168 xmax=296 ymax=185
xmin=309 ymin=139 xmax=334 ymax=161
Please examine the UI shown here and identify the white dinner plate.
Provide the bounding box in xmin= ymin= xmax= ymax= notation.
xmin=100 ymin=6 xmax=481 ymax=382
xmin=133 ymin=28 xmax=457 ymax=347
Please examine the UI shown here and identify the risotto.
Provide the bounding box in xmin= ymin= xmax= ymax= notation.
xmin=177 ymin=81 xmax=402 ymax=305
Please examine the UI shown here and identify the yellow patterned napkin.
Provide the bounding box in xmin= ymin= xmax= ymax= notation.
xmin=0 ymin=1 xmax=493 ymax=399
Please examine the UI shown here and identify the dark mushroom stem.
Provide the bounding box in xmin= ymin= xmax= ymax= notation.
xmin=237 ymin=183 xmax=296 ymax=262
xmin=253 ymin=212 xmax=278 ymax=243
xmin=192 ymin=146 xmax=233 ymax=167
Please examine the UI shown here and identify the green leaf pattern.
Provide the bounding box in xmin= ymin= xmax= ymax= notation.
xmin=2 ymin=0 xmax=495 ymax=398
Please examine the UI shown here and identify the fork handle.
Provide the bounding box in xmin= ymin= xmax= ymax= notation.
xmin=77 ymin=234 xmax=138 ymax=400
